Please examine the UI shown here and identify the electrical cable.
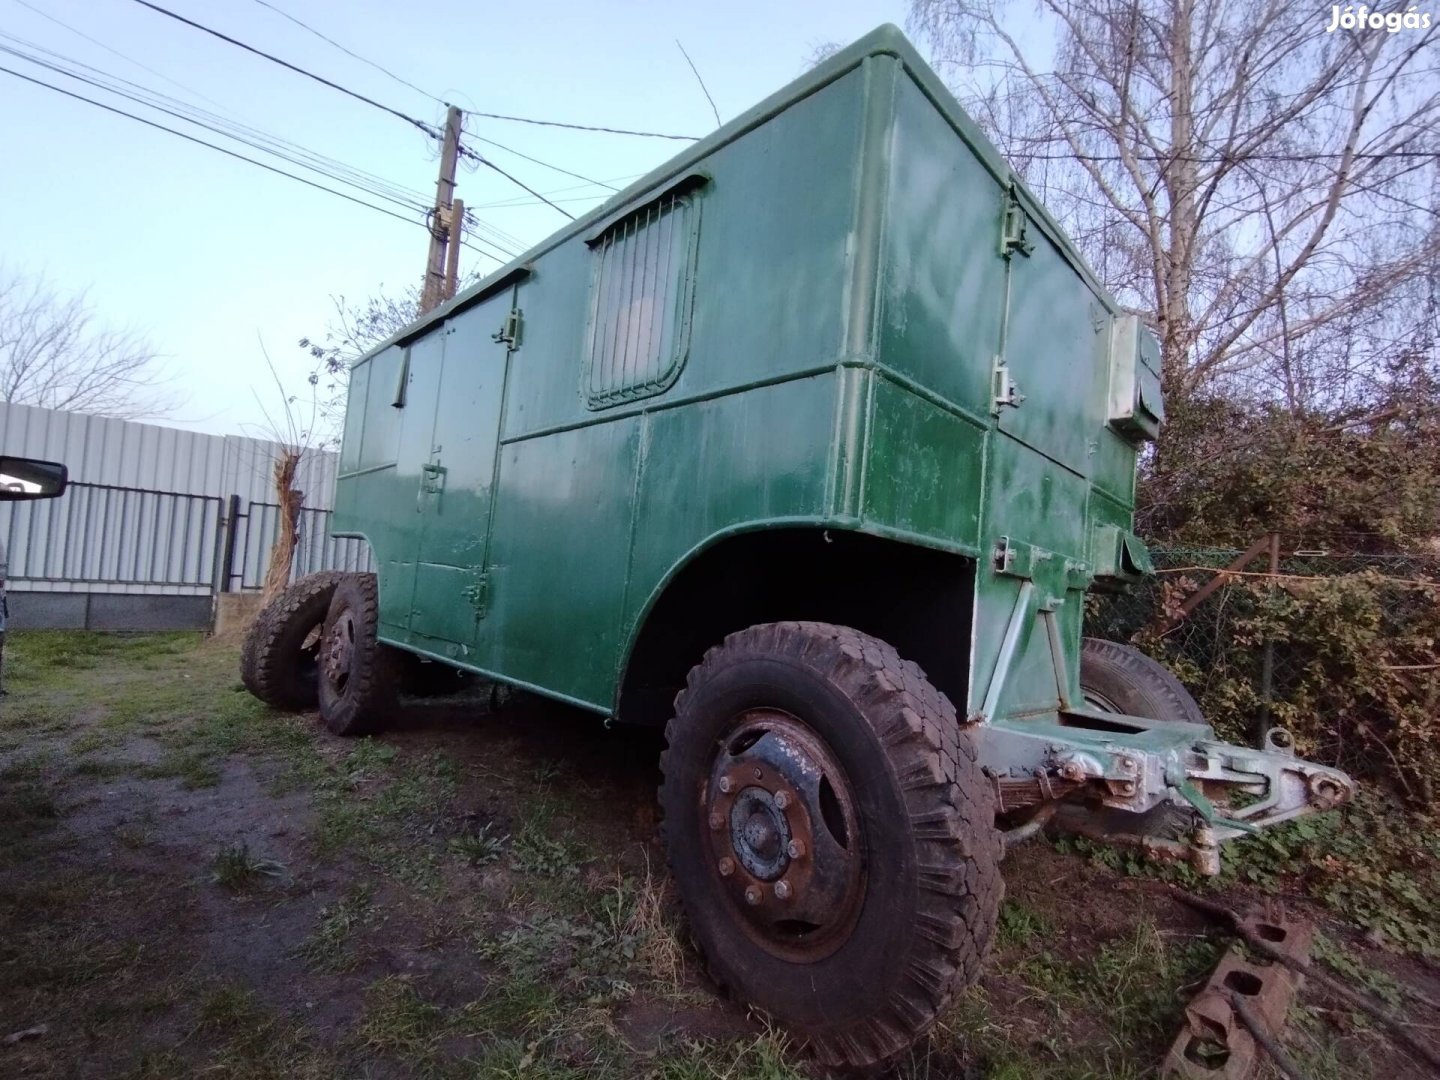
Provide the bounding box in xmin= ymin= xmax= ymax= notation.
xmin=464 ymin=130 xmax=618 ymax=191
xmin=248 ymin=0 xmax=442 ymax=105
xmin=1 ymin=43 xmax=434 ymax=218
xmin=0 ymin=30 xmax=435 ymax=211
xmin=0 ymin=63 xmax=433 ymax=230
xmin=10 ymin=0 xmax=228 ymax=110
xmin=127 ymin=0 xmax=440 ymax=137
xmin=464 ymin=109 xmax=699 ymax=141
xmin=458 ymin=146 xmax=575 ymax=220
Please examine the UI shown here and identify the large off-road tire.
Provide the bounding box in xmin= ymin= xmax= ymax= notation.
xmin=659 ymin=621 xmax=1002 ymax=1071
xmin=1078 ymin=637 xmax=1205 ymax=723
xmin=240 ymin=570 xmax=349 ymax=711
xmin=317 ymin=573 xmax=401 ymax=737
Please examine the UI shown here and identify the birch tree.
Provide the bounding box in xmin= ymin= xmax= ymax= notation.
xmin=909 ymin=0 xmax=1440 ymax=408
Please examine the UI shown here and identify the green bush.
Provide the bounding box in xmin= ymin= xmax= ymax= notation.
xmin=1124 ymin=570 xmax=1439 ymax=807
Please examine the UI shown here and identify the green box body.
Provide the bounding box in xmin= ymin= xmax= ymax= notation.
xmin=333 ymin=26 xmax=1158 ymax=729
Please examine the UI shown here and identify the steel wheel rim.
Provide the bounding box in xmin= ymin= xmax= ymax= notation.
xmin=702 ymin=708 xmax=865 ymax=963
xmin=321 ymin=609 xmax=357 ymax=696
xmin=1082 ymin=688 xmax=1123 ymax=713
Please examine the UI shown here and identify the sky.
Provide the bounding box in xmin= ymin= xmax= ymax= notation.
xmin=1 ymin=0 xmax=915 ymax=437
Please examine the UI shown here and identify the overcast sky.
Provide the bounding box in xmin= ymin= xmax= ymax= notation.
xmin=2 ymin=0 xmax=915 ymax=437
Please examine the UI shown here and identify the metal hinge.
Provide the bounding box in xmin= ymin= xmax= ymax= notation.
xmin=420 ymin=461 xmax=445 ymax=494
xmin=991 ymin=355 xmax=1025 ymax=414
xmin=493 ymin=307 xmax=523 ymax=349
xmin=1000 ymin=188 xmax=1033 ymax=258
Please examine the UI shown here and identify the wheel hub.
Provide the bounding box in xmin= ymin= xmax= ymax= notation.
xmin=321 ymin=610 xmax=356 ymax=693
xmin=704 ymin=710 xmax=864 ymax=961
xmin=730 ymin=788 xmax=791 ymax=879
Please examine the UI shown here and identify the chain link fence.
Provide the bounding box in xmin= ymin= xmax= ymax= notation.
xmin=1087 ymin=544 xmax=1440 ymax=804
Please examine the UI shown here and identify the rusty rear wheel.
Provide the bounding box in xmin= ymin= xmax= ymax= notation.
xmin=659 ymin=621 xmax=1002 ymax=1070
xmin=240 ymin=571 xmax=348 ymax=711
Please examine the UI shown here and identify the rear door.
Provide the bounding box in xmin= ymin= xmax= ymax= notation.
xmin=406 ymin=287 xmax=515 ymax=647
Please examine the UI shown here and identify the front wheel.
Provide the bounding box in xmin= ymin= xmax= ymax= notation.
xmin=658 ymin=622 xmax=1002 ymax=1071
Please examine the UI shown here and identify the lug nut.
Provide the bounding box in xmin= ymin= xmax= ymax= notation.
xmin=773 ymin=791 xmax=790 ymax=810
xmin=718 ymin=857 xmax=735 ymax=877
xmin=786 ymin=839 xmax=805 ymax=859
xmin=708 ymin=813 xmax=724 ymax=831
xmin=774 ymin=880 xmax=792 ymax=900
xmin=717 ymin=777 xmax=732 ymax=794
xmin=744 ymin=885 xmax=762 ymax=905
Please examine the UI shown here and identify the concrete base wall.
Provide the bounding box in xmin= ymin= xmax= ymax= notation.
xmin=7 ymin=591 xmax=214 ymax=632
xmin=213 ymin=592 xmax=265 ymax=638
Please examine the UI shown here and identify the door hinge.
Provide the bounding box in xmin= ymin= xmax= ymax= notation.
xmin=493 ymin=307 xmax=523 ymax=349
xmin=1000 ymin=189 xmax=1033 ymax=259
xmin=991 ymin=355 xmax=1025 ymax=414
xmin=420 ymin=461 xmax=445 ymax=494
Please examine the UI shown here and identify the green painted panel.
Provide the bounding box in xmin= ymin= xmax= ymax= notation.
xmin=625 ymin=374 xmax=839 ymax=639
xmin=357 ymin=345 xmax=406 ymax=472
xmin=481 ymin=419 xmax=641 ymax=707
xmin=877 ymin=75 xmax=1006 ymax=420
xmin=861 ymin=375 xmax=985 ymax=548
xmin=405 ymin=294 xmax=512 ymax=646
xmin=998 ymin=223 xmax=1111 ymax=477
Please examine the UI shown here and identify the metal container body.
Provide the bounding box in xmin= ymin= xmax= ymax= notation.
xmin=332 ymin=27 xmax=1148 ymax=722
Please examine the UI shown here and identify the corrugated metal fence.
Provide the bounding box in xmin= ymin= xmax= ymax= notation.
xmin=0 ymin=401 xmax=371 ymax=629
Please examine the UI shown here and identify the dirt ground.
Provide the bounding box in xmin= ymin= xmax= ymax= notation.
xmin=0 ymin=631 xmax=1435 ymax=1079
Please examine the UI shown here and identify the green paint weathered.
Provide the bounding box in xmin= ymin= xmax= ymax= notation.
xmin=332 ymin=26 xmax=1161 ymax=720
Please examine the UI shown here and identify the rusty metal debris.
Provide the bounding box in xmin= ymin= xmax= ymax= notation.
xmin=1162 ymin=912 xmax=1313 ymax=1079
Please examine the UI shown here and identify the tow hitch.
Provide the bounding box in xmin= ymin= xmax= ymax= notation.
xmin=987 ymin=711 xmax=1357 ymax=875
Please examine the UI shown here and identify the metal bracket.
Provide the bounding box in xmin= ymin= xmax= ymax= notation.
xmin=492 ymin=307 xmax=523 ymax=349
xmin=461 ymin=574 xmax=489 ymax=618
xmin=991 ymin=356 xmax=1025 ymax=414
xmin=1000 ymin=188 xmax=1033 ymax=258
xmin=420 ymin=462 xmax=445 ymax=495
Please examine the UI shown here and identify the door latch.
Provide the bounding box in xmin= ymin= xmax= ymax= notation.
xmin=420 ymin=462 xmax=445 ymax=494
xmin=992 ymin=356 xmax=1025 ymax=414
xmin=492 ymin=307 xmax=523 ymax=349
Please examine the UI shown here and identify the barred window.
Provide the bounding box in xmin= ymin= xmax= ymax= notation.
xmin=584 ymin=180 xmax=701 ymax=407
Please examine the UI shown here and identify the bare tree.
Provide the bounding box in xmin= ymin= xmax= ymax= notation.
xmin=251 ymin=341 xmax=324 ymax=604
xmin=0 ymin=267 xmax=171 ymax=418
xmin=909 ymin=0 xmax=1440 ymax=407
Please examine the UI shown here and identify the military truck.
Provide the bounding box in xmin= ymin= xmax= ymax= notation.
xmin=241 ymin=26 xmax=1355 ymax=1069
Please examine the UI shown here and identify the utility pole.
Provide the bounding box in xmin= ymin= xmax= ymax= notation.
xmin=420 ymin=105 xmax=462 ymax=314
xmin=443 ymin=197 xmax=464 ymax=302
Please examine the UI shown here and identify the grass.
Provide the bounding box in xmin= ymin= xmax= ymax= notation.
xmin=210 ymin=842 xmax=285 ymax=889
xmin=448 ymin=820 xmax=508 ymax=865
xmin=298 ymin=883 xmax=376 ymax=972
xmin=0 ymin=629 xmax=1430 ymax=1079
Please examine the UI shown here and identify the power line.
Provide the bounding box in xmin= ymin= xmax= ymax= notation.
xmin=10 ymin=0 xmax=229 ymax=111
xmin=5 ymin=31 xmax=531 ymax=265
xmin=1 ymin=41 xmax=433 ymax=217
xmin=464 ymin=129 xmax=618 ymax=191
xmin=127 ymin=0 xmax=439 ymax=137
xmin=247 ymin=0 xmax=443 ymax=106
xmin=457 ymin=145 xmax=575 ymax=220
xmin=465 ymin=109 xmax=699 ymax=141
xmin=0 ymin=63 xmax=435 ymax=232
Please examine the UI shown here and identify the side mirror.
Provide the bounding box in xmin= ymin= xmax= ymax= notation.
xmin=0 ymin=456 xmax=68 ymax=501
